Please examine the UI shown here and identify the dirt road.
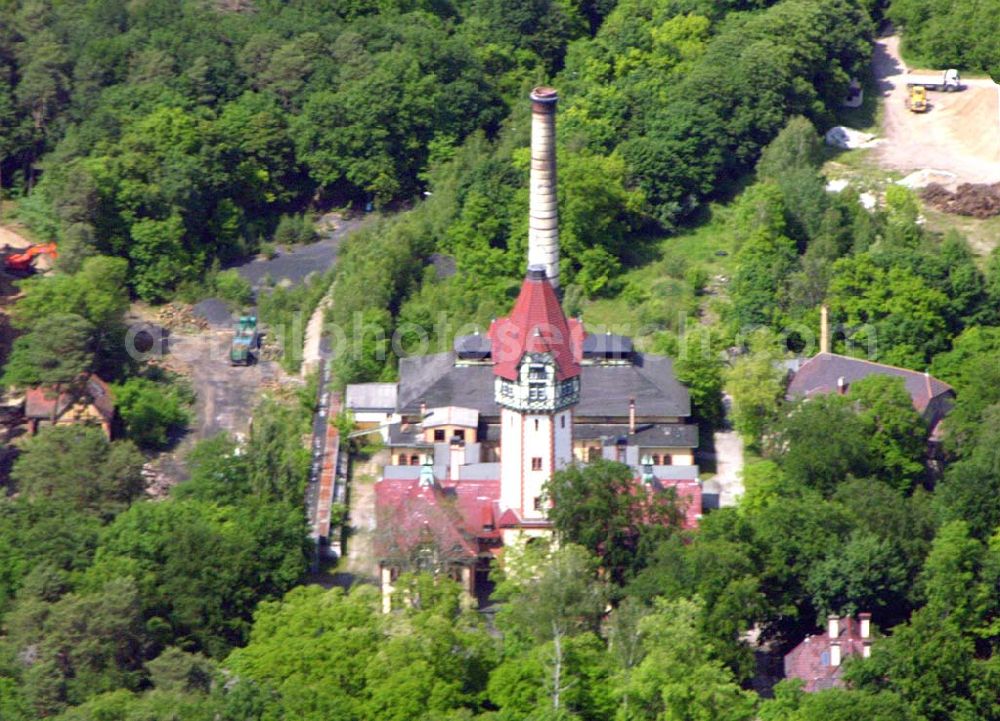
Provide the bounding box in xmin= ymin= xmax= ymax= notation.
xmin=874 ymin=35 xmax=1000 ymax=184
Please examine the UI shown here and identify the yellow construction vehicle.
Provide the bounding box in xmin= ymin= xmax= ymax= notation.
xmin=906 ymin=85 xmax=928 ymax=113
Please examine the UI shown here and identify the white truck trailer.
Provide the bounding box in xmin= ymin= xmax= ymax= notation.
xmin=906 ymin=69 xmax=962 ymax=92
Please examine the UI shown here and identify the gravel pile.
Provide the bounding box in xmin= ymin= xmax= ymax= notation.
xmin=192 ymin=298 xmax=234 ymax=327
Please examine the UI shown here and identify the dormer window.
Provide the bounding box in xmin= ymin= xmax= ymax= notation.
xmin=529 ymin=365 xmax=547 ymax=380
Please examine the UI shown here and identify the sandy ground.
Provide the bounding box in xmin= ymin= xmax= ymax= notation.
xmin=0 ymin=226 xmax=32 ymax=252
xmin=711 ymin=430 xmax=745 ymax=508
xmin=340 ymin=450 xmax=384 ymax=584
xmin=875 ymin=35 xmax=1000 ymax=184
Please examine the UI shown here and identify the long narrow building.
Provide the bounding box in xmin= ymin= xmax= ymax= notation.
xmin=348 ymin=87 xmax=702 ymax=609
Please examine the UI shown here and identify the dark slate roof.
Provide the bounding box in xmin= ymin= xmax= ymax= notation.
xmin=582 ymin=332 xmax=633 ymax=357
xmin=786 ymin=352 xmax=953 ymax=413
xmin=345 ymin=382 xmax=398 ymax=412
xmin=570 ymin=423 xmax=698 ymax=449
xmin=578 ymin=354 xmax=690 ymax=418
xmin=454 ymin=333 xmax=492 ymax=359
xmin=396 ymin=352 xmax=690 ymax=419
xmin=397 ymin=354 xmax=496 ymax=416
xmin=629 ymin=423 xmax=700 ymax=448
xmin=387 ymin=423 xmax=430 ymax=446
xmin=453 ymin=331 xmax=635 ymax=360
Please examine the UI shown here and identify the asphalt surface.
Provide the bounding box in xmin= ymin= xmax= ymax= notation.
xmin=236 ymin=216 xmax=365 ymax=288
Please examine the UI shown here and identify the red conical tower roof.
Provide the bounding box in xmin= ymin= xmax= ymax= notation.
xmin=488 ymin=266 xmax=583 ymax=381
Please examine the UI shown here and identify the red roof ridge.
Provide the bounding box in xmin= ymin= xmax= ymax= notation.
xmin=488 ymin=268 xmax=582 ymax=382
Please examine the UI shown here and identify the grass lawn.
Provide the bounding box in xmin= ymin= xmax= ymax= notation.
xmin=582 ymin=204 xmax=738 ymax=342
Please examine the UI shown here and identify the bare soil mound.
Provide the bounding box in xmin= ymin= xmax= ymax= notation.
xmin=874 ymin=35 xmax=1000 ymax=184
xmin=921 ymin=182 xmax=1000 ymax=218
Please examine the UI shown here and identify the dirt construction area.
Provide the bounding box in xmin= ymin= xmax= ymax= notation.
xmin=875 ymin=35 xmax=1000 ymax=186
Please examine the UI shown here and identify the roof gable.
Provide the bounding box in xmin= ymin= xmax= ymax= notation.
xmin=787 ymin=353 xmax=953 ymax=413
xmin=488 ymin=268 xmax=582 ymax=382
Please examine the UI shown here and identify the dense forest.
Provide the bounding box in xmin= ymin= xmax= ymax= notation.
xmin=889 ymin=0 xmax=1000 ymax=76
xmin=5 ymin=0 xmax=1000 ymax=720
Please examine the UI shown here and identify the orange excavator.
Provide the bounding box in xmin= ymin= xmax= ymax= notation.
xmin=4 ymin=242 xmax=58 ymax=274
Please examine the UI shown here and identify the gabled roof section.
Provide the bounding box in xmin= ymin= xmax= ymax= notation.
xmin=786 ymin=352 xmax=953 ymax=413
xmin=25 ymin=374 xmax=114 ymax=423
xmin=488 ymin=266 xmax=583 ymax=381
xmin=345 ymin=382 xmax=398 ymax=412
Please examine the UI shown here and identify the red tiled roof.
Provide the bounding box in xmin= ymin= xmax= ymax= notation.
xmin=497 ymin=507 xmax=522 ymax=528
xmin=671 ymin=480 xmax=703 ymax=529
xmin=24 ymin=374 xmax=114 ymax=422
xmin=375 ymin=470 xmax=702 ymax=562
xmin=375 ymin=476 xmax=502 ymax=562
xmin=488 ymin=271 xmax=583 ymax=381
xmin=784 ymin=616 xmax=872 ymax=692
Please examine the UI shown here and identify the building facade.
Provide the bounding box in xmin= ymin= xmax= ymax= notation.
xmin=354 ymin=86 xmax=703 ymax=609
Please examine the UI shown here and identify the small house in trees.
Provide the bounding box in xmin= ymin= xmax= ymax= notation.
xmin=784 ymin=613 xmax=874 ymax=691
xmin=786 ymin=352 xmax=954 ymax=437
xmin=359 ymin=87 xmax=702 ymax=611
xmin=24 ymin=374 xmax=115 ymax=439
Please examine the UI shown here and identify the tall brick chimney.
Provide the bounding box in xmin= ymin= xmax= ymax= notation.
xmin=528 ymin=86 xmax=559 ymax=288
xmin=820 ymin=304 xmax=830 ymax=354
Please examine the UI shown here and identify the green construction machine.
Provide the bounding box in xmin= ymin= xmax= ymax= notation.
xmin=230 ymin=315 xmax=259 ymax=366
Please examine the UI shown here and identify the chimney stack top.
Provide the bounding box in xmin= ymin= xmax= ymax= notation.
xmin=530 ymin=86 xmax=558 ymax=103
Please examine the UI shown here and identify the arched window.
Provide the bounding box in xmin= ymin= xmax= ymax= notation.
xmin=651 ymin=454 xmax=660 ymax=465
xmin=410 ymin=454 xmax=420 ymax=465
xmin=399 ymin=455 xmax=408 ymax=465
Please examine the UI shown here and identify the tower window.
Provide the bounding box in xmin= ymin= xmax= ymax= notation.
xmin=529 ymin=382 xmax=547 ymax=401
xmin=454 ymin=430 xmax=465 ymax=441
xmin=529 ymin=365 xmax=547 ymax=380
xmin=534 ymin=419 xmax=539 ymax=431
xmin=533 ymin=496 xmax=544 ymax=511
xmin=561 ymin=415 xmax=566 ymax=429
xmin=433 ymin=429 xmax=445 ymax=441
xmin=531 ymin=457 xmax=543 ymax=471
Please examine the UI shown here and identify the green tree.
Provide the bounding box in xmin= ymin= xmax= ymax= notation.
xmin=772 ymin=394 xmax=870 ymax=496
xmin=84 ymin=498 xmax=307 ymax=657
xmin=619 ymin=597 xmax=756 ymax=721
xmin=729 ymin=184 xmax=798 ymax=329
xmin=495 ymin=543 xmax=608 ymax=716
xmin=2 ymin=313 xmax=94 ymax=404
xmin=805 ymin=531 xmax=910 ymax=619
xmin=11 ymin=426 xmax=144 ymax=518
xmin=724 ymin=329 xmax=786 ymax=449
xmin=128 ymin=214 xmax=191 ymax=301
xmin=5 ymin=578 xmax=146 ymax=715
xmin=826 ymin=254 xmax=950 ymax=367
xmin=112 ymin=377 xmax=190 ymax=450
xmin=847 ymin=375 xmax=927 ymax=492
xmin=545 ymin=460 xmax=684 ymax=584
